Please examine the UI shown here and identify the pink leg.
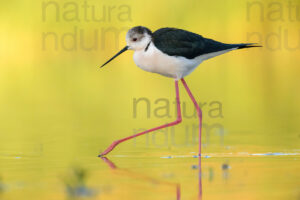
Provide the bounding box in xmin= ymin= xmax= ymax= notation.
xmin=180 ymin=78 xmax=202 ymax=199
xmin=180 ymin=78 xmax=202 ymax=156
xmin=99 ymin=80 xmax=182 ymax=157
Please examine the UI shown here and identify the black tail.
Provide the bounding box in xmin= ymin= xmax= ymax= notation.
xmin=236 ymin=43 xmax=262 ymax=49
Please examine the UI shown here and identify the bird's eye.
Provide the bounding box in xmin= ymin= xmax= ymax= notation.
xmin=132 ymin=38 xmax=137 ymax=42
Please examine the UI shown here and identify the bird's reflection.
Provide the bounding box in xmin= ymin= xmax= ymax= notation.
xmin=101 ymin=157 xmax=181 ymax=199
xmin=198 ymin=156 xmax=202 ymax=199
xmin=100 ymin=156 xmax=203 ymax=200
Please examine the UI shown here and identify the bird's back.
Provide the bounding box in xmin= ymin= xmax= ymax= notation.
xmin=152 ymin=28 xmax=258 ymax=59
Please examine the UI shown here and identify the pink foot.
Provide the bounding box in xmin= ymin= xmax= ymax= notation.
xmin=98 ymin=141 xmax=119 ymax=157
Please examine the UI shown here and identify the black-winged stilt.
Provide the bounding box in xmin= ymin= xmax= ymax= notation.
xmin=99 ymin=26 xmax=260 ymax=157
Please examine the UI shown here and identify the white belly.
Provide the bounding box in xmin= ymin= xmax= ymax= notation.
xmin=133 ymin=43 xmax=236 ymax=79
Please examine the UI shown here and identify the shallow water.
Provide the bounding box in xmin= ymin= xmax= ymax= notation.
xmin=0 ymin=142 xmax=299 ymax=200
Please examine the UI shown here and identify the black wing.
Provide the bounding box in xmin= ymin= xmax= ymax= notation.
xmin=152 ymin=28 xmax=255 ymax=59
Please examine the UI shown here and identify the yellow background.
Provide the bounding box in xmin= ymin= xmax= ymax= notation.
xmin=0 ymin=0 xmax=299 ymax=199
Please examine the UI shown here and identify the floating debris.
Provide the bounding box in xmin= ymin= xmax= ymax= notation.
xmin=222 ymin=164 xmax=230 ymax=170
xmin=191 ymin=165 xmax=198 ymax=169
xmin=251 ymin=152 xmax=298 ymax=156
xmin=0 ymin=176 xmax=4 ymax=193
xmin=160 ymin=156 xmax=172 ymax=159
xmin=62 ymin=166 xmax=96 ymax=199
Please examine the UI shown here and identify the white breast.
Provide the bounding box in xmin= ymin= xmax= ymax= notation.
xmin=133 ymin=43 xmax=236 ymax=79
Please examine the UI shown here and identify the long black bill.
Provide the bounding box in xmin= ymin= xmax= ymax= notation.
xmin=100 ymin=46 xmax=129 ymax=68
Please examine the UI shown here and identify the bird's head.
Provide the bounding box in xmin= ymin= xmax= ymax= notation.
xmin=100 ymin=26 xmax=152 ymax=68
xmin=126 ymin=26 xmax=152 ymax=51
